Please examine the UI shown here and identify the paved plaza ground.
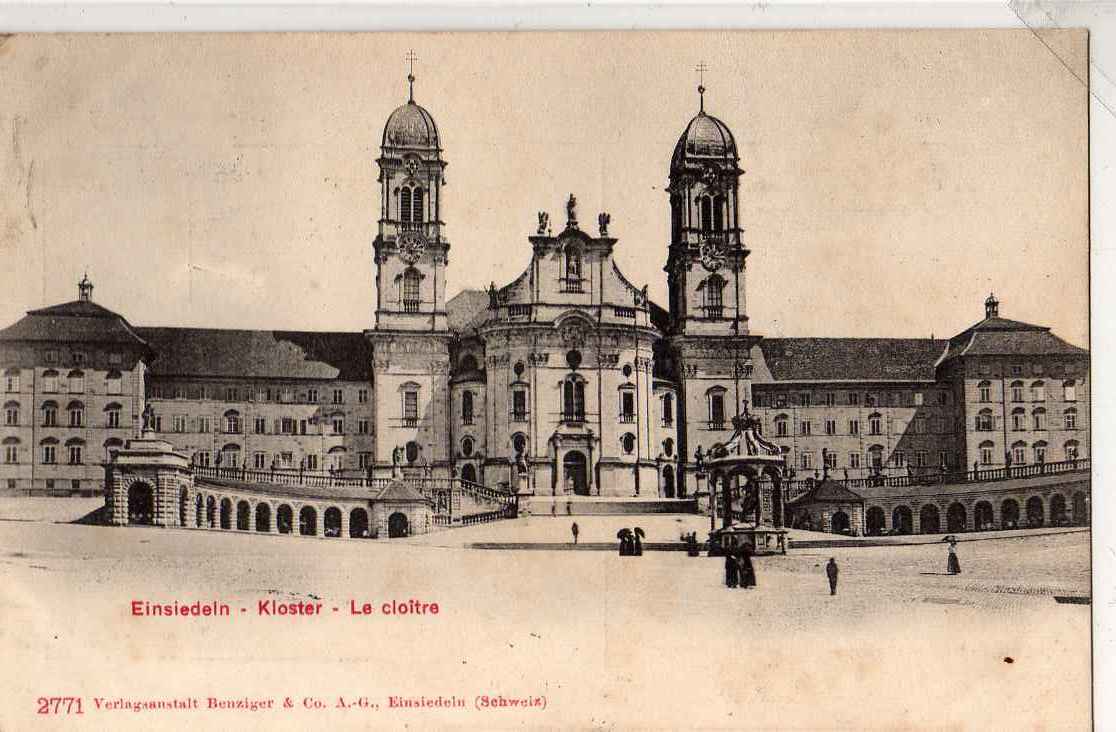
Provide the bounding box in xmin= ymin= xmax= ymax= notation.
xmin=0 ymin=500 xmax=1092 ymax=730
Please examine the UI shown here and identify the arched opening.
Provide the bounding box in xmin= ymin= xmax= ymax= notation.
xmin=1050 ymin=494 xmax=1068 ymax=526
xmin=946 ymin=502 xmax=967 ymax=533
xmin=1071 ymin=492 xmax=1088 ymax=525
xmin=349 ymin=508 xmax=370 ymax=538
xmin=127 ymin=482 xmax=154 ymax=525
xmin=919 ymin=504 xmax=941 ymax=534
xmin=663 ymin=466 xmax=675 ymax=498
xmin=973 ymin=501 xmax=994 ymax=531
xmin=460 ymin=463 xmax=477 ymax=484
xmin=219 ymin=498 xmax=232 ymax=529
xmin=324 ymin=507 xmax=343 ymax=537
xmin=563 ymin=450 xmax=589 ymax=496
xmin=865 ymin=506 xmax=886 ymax=536
xmin=236 ymin=501 xmax=251 ymax=531
xmin=388 ymin=512 xmax=409 ymax=539
xmin=299 ymin=506 xmax=318 ymax=536
xmin=179 ymin=488 xmax=189 ymax=526
xmin=1026 ymin=496 xmax=1045 ymax=528
xmin=1001 ymin=499 xmax=1020 ymax=529
xmin=405 ymin=441 xmax=420 ymax=464
xmin=277 ymin=504 xmax=293 ymax=534
xmin=255 ymin=503 xmax=271 ymax=533
xmin=892 ymin=506 xmax=913 ymax=535
xmin=206 ymin=496 xmax=217 ymax=527
xmin=562 ymin=377 xmax=586 ymax=422
xmin=831 ymin=510 xmax=851 ymax=535
xmin=461 ymin=391 xmax=474 ymax=425
xmin=195 ymin=494 xmax=204 ymax=527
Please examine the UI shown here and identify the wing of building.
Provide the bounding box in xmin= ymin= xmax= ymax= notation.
xmin=0 ymin=75 xmax=1089 ymax=538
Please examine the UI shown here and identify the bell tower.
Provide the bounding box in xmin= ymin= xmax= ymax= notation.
xmin=373 ymin=57 xmax=450 ymax=332
xmin=666 ymin=76 xmax=762 ymax=497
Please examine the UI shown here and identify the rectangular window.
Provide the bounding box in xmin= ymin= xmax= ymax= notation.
xmin=1065 ymin=411 xmax=1077 ymax=430
xmin=197 ymin=416 xmax=211 ymax=433
xmin=4 ymin=445 xmax=18 ymax=464
xmin=224 ymin=387 xmax=237 ymax=401
xmin=824 ymin=419 xmax=836 ymax=436
xmin=889 ymin=392 xmax=900 ymax=407
xmin=225 ymin=415 xmax=241 ymax=434
xmin=358 ymin=452 xmax=371 ymax=470
xmin=799 ymin=393 xmax=811 ymax=408
xmin=939 ymin=451 xmax=949 ymax=469
xmin=848 ymin=419 xmax=859 ymax=436
xmin=865 ymin=393 xmax=876 ymax=407
xmin=824 ymin=392 xmax=836 ymax=407
xmin=915 ymin=451 xmax=927 ymax=467
xmin=68 ymin=445 xmax=82 ymax=465
xmin=69 ymin=408 xmax=83 ymax=428
xmin=869 ymin=416 xmax=881 ymax=435
xmin=306 ymin=454 xmax=319 ymax=471
xmin=775 ymin=420 xmax=788 ymax=437
xmin=358 ymin=389 xmax=369 ymax=404
xmin=1064 ymin=381 xmax=1077 ymax=401
xmin=4 ymin=406 xmax=18 ymax=426
xmin=849 ymin=453 xmax=861 ymax=469
xmin=72 ymin=352 xmax=86 ymax=366
xmin=281 ymin=417 xmax=295 ymax=435
xmin=332 ymin=418 xmax=344 ymax=435
xmin=403 ymin=391 xmax=419 ymax=426
xmin=913 ymin=392 xmax=924 ymax=406
xmin=173 ymin=415 xmax=187 ymax=433
xmin=106 ymin=408 xmax=120 ymax=428
xmin=914 ymin=418 xmax=926 ymax=434
xmin=42 ymin=445 xmax=56 ymax=464
xmin=938 ymin=391 xmax=948 ymax=405
xmin=108 ymin=352 xmax=122 ymax=365
xmin=279 ymin=389 xmax=293 ymax=404
xmin=800 ymin=452 xmax=813 ymax=470
xmin=333 ymin=389 xmax=344 ymax=404
xmin=306 ymin=388 xmax=319 ymax=403
xmin=661 ymin=395 xmax=673 ymax=425
xmin=892 ymin=451 xmax=905 ymax=467
xmin=709 ymin=393 xmax=725 ymax=429
xmin=4 ymin=373 xmax=19 ymax=392
xmin=357 ymin=419 xmax=369 ymax=435
xmin=620 ymin=391 xmax=635 ymax=422
xmin=848 ymin=392 xmax=859 ymax=406
xmin=43 ymin=373 xmax=58 ymax=393
xmin=774 ymin=394 xmax=787 ymax=408
xmin=254 ymin=417 xmax=266 ymax=434
xmin=299 ymin=420 xmax=307 ymax=436
xmin=824 ymin=451 xmax=837 ymax=469
xmin=800 ymin=420 xmax=811 ymax=436
xmin=254 ymin=452 xmax=266 ymax=470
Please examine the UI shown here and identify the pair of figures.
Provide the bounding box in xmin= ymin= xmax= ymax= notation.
xmin=617 ymin=527 xmax=644 ymax=556
xmin=724 ymin=544 xmax=756 ymax=588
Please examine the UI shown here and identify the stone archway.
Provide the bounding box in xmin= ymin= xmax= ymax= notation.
xmin=206 ymin=496 xmax=217 ymax=527
xmin=460 ymin=463 xmax=477 ymax=484
xmin=892 ymin=505 xmax=913 ymax=535
xmin=1050 ymin=494 xmax=1068 ymax=526
xmin=919 ymin=504 xmax=941 ymax=534
xmin=255 ymin=503 xmax=271 ymax=533
xmin=831 ymin=510 xmax=850 ymax=535
xmin=195 ymin=494 xmax=204 ymax=527
xmin=662 ymin=465 xmax=675 ymax=498
xmin=324 ymin=507 xmax=342 ymax=537
xmin=973 ymin=501 xmax=994 ymax=531
xmin=388 ymin=511 xmax=409 ymax=538
xmin=219 ymin=498 xmax=232 ymax=530
xmin=865 ymin=506 xmax=886 ymax=536
xmin=236 ymin=500 xmax=251 ymax=531
xmin=946 ymin=502 xmax=967 ymax=533
xmin=1072 ymin=492 xmax=1089 ymax=526
xmin=1026 ymin=496 xmax=1045 ymax=528
xmin=563 ymin=451 xmax=589 ymax=496
xmin=127 ymin=482 xmax=154 ymax=525
xmin=299 ymin=506 xmax=318 ymax=536
xmin=277 ymin=504 xmax=293 ymax=534
xmin=349 ymin=508 xmax=370 ymax=538
xmin=1001 ymin=499 xmax=1020 ymax=529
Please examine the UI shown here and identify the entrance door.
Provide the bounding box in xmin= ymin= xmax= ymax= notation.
xmin=128 ymin=482 xmax=154 ymax=525
xmin=563 ymin=451 xmax=589 ymax=496
xmin=388 ymin=511 xmax=409 ymax=538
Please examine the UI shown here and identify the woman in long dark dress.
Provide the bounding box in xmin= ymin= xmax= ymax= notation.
xmin=737 ymin=545 xmax=757 ymax=588
xmin=947 ymin=540 xmax=962 ymax=575
xmin=724 ymin=551 xmax=739 ymax=588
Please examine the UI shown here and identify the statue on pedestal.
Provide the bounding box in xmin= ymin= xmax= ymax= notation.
xmin=391 ymin=445 xmax=404 ymax=479
xmin=140 ymin=403 xmax=156 ymax=435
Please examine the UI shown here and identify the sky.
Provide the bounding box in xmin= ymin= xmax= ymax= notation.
xmin=0 ymin=30 xmax=1089 ymax=345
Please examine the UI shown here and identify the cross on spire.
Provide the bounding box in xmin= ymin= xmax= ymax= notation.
xmin=405 ymin=50 xmax=418 ymax=101
xmin=695 ymin=61 xmax=708 ymax=112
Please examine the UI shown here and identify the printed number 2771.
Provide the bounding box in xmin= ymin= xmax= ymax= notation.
xmin=37 ymin=697 xmax=84 ymax=715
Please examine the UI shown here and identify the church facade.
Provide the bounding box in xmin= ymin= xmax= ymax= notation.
xmin=0 ymin=75 xmax=1090 ymax=525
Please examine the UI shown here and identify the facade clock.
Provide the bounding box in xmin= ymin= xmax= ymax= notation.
xmin=699 ymin=236 xmax=726 ymax=272
xmin=398 ymin=231 xmax=427 ymax=264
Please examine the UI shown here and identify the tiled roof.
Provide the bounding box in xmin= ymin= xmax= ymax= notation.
xmin=135 ymin=327 xmax=372 ymax=381
xmin=940 ymin=316 xmax=1087 ymax=363
xmin=446 ymin=289 xmax=491 ymax=335
xmin=375 ymin=480 xmax=432 ymax=503
xmin=0 ymin=299 xmax=149 ymax=347
xmin=757 ymin=338 xmax=945 ymax=383
xmin=790 ymin=479 xmax=864 ymax=505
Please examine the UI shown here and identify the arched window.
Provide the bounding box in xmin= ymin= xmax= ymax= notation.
xmin=41 ymin=400 xmax=58 ymax=427
xmin=460 ymin=436 xmax=474 ymax=458
xmin=663 ymin=438 xmax=674 ymax=457
xmin=400 ymin=382 xmax=420 ymax=427
xmin=661 ymin=393 xmax=674 ymax=426
xmin=68 ymin=370 xmax=84 ymax=394
xmin=1032 ymin=407 xmax=1046 ymax=431
xmin=103 ymin=437 xmax=123 ymax=460
xmin=1011 ymin=441 xmax=1027 ymax=465
xmin=621 ymin=433 xmax=636 ymax=455
xmin=327 ymin=445 xmax=347 ymax=471
xmin=699 ymin=195 xmax=712 ymax=233
xmin=104 ymin=402 xmax=122 ymax=429
xmin=975 ymin=408 xmax=994 ymax=432
xmin=399 ymin=186 xmax=412 ymax=223
xmin=1033 ymin=440 xmax=1047 ymax=464
xmin=4 ymin=401 xmax=19 ymax=427
xmin=65 ymin=437 xmax=85 ymax=465
xmin=979 ymin=440 xmax=995 ymax=465
xmin=618 ymin=385 xmax=635 ymax=423
xmin=40 ymin=436 xmax=58 ymax=465
xmin=774 ymin=413 xmax=789 ymax=437
xmin=1030 ymin=380 xmax=1045 ymax=402
xmin=700 ymin=274 xmax=725 ymax=318
xmin=713 ymin=195 xmax=726 ymax=231
xmin=1011 ymin=407 xmax=1026 ymax=431
xmin=411 ymin=186 xmax=424 ymax=224
xmin=42 ymin=370 xmax=58 ymax=393
xmin=868 ymin=412 xmax=883 ymax=435
xmin=461 ymin=391 xmax=474 ymax=425
xmin=1010 ymin=380 xmax=1024 ymax=402
xmin=4 ymin=368 xmax=19 ymax=393
xmin=1063 ymin=379 xmax=1077 ymax=402
xmin=223 ymin=409 xmax=241 ymax=434
xmin=562 ymin=377 xmax=586 ymax=422
xmin=105 ymin=370 xmax=122 ymax=395
xmin=402 ymin=268 xmax=422 ymax=312
xmin=977 ymin=380 xmax=992 ymax=402
xmin=1064 ymin=439 xmax=1080 ymax=461
xmin=67 ymin=400 xmax=85 ymax=428
xmin=706 ymin=386 xmax=727 ymax=430
xmin=3 ymin=436 xmax=20 ymax=465
xmin=1064 ymin=407 xmax=1077 ymax=430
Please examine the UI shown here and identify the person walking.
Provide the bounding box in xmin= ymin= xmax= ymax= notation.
xmin=737 ymin=545 xmax=756 ymax=588
xmin=571 ymin=521 xmax=579 ymax=545
xmin=947 ymin=539 xmax=962 ymax=575
xmin=826 ymin=557 xmax=839 ymax=595
xmin=724 ymin=549 xmax=739 ymax=588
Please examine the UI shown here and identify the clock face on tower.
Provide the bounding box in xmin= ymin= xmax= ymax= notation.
xmin=398 ymin=231 xmax=427 ymax=264
xmin=699 ymin=236 xmax=726 ymax=272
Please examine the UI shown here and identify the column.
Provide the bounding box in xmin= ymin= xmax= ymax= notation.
xmin=340 ymin=509 xmax=350 ymax=539
xmin=316 ymin=507 xmax=325 ymax=538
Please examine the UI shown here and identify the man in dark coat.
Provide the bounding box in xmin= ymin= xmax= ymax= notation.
xmin=724 ymin=549 xmax=739 ymax=588
xmin=571 ymin=521 xmax=579 ymax=545
xmin=737 ymin=545 xmax=756 ymax=588
xmin=826 ymin=557 xmax=839 ymax=595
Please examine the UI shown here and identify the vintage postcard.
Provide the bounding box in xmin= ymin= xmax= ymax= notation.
xmin=0 ymin=30 xmax=1091 ymax=729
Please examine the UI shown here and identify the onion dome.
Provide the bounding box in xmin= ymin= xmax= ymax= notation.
xmin=381 ymin=72 xmax=440 ymax=150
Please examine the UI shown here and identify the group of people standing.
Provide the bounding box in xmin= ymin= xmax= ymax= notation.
xmin=724 ymin=544 xmax=757 ymax=588
xmin=617 ymin=527 xmax=645 ymax=556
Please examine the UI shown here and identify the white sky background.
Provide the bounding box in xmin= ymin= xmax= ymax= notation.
xmin=0 ymin=30 xmax=1089 ymax=345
